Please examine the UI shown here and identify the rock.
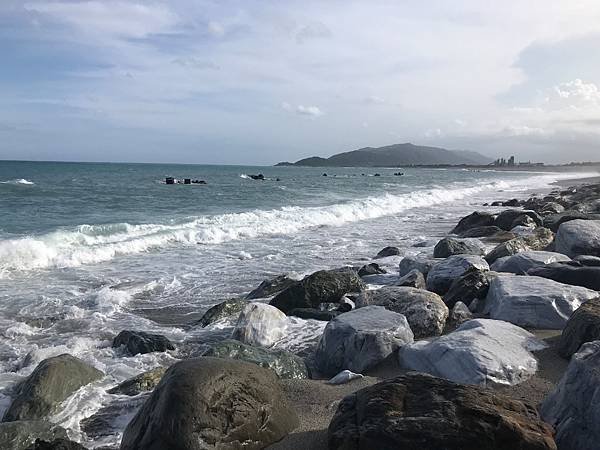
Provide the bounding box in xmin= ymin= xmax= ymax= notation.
xmin=232 ymin=303 xmax=288 ymax=347
xmin=357 ymin=263 xmax=386 ymax=277
xmin=328 ymin=372 xmax=557 ymax=450
xmin=245 ymin=275 xmax=296 ymax=299
xmin=554 ymin=219 xmax=600 ymax=257
xmin=449 ymin=301 xmax=473 ymax=324
xmin=451 ymin=211 xmax=496 ymax=235
xmin=426 ymin=255 xmax=489 ymax=295
xmin=112 ymin=331 xmax=174 ymax=355
xmin=120 ymin=357 xmax=298 ymax=450
xmin=399 ymin=319 xmax=546 ymax=386
xmin=540 ymin=202 xmax=565 ymax=215
xmin=315 ymin=306 xmax=414 ymax=376
xmin=443 ymin=266 xmax=492 ymax=308
xmin=541 ymin=341 xmax=600 ymax=450
xmin=503 ymin=198 xmax=521 ymax=207
xmin=433 ymin=237 xmax=486 ymax=258
xmin=202 ymin=339 xmax=308 ymax=379
xmin=107 ymin=367 xmax=166 ymax=396
xmin=524 ymin=227 xmax=555 ymax=250
xmin=356 ymin=287 xmax=448 ymax=338
xmin=393 ymin=269 xmax=426 ymax=289
xmin=491 ymin=251 xmax=571 ymax=274
xmin=494 ymin=209 xmax=542 ymax=231
xmin=574 ymin=254 xmax=600 ymax=266
xmin=398 ymin=255 xmax=440 ymax=277
xmin=544 ymin=211 xmax=600 ymax=232
xmin=194 ymin=298 xmax=247 ymax=327
xmin=528 ymin=261 xmax=600 ymax=290
xmin=326 ymin=370 xmax=364 ymax=385
xmin=459 ymin=225 xmax=503 ymax=238
xmin=25 ymin=439 xmax=87 ymax=450
xmin=510 ymin=213 xmax=538 ymax=229
xmin=287 ymin=308 xmax=339 ymax=321
xmin=557 ymin=298 xmax=600 ymax=358
xmin=2 ymin=354 xmax=103 ymax=422
xmin=485 ymin=238 xmax=531 ymax=264
xmin=270 ymin=269 xmax=365 ymax=314
xmin=374 ymin=246 xmax=400 ymax=258
xmin=484 ymin=274 xmax=599 ymax=329
xmin=0 ymin=421 xmax=68 ymax=450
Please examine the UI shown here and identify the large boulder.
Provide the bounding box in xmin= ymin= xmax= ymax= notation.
xmin=245 ymin=275 xmax=296 ymax=299
xmin=459 ymin=225 xmax=503 ymax=238
xmin=451 ymin=211 xmax=496 ymax=234
xmin=328 ymin=372 xmax=556 ymax=450
xmin=356 ymin=287 xmax=448 ymax=338
xmin=528 ymin=261 xmax=600 ymax=290
xmin=194 ymin=298 xmax=247 ymax=327
xmin=554 ymin=219 xmax=600 ymax=257
xmin=574 ymin=254 xmax=600 ymax=266
xmin=269 ymin=269 xmax=364 ymax=314
xmin=2 ymin=354 xmax=103 ymax=422
xmin=314 ymin=306 xmax=414 ymax=376
xmin=491 ymin=251 xmax=571 ymax=274
xmin=398 ymin=255 xmax=440 ymax=277
xmin=26 ymin=439 xmax=87 ymax=450
xmin=484 ymin=274 xmax=598 ymax=329
xmin=443 ymin=266 xmax=492 ymax=308
xmin=120 ymin=357 xmax=298 ymax=450
xmin=374 ymin=246 xmax=400 ymax=258
xmin=202 ymin=339 xmax=309 ymax=379
xmin=0 ymin=421 xmax=69 ymax=450
xmin=544 ymin=211 xmax=600 ymax=232
xmin=433 ymin=237 xmax=486 ymax=258
xmin=494 ymin=209 xmax=542 ymax=231
xmin=108 ymin=367 xmax=166 ymax=396
xmin=426 ymin=255 xmax=489 ymax=295
xmin=112 ymin=331 xmax=174 ymax=355
xmin=558 ymin=298 xmax=600 ymax=358
xmin=232 ymin=303 xmax=288 ymax=347
xmin=399 ymin=319 xmax=546 ymax=386
xmin=394 ymin=269 xmax=426 ymax=289
xmin=541 ymin=341 xmax=600 ymax=450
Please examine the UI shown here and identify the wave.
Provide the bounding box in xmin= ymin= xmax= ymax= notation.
xmin=0 ymin=178 xmax=34 ymax=185
xmin=0 ymin=171 xmax=595 ymax=274
xmin=239 ymin=174 xmax=251 ymax=179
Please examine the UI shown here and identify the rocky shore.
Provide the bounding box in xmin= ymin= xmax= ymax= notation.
xmin=3 ymin=179 xmax=600 ymax=450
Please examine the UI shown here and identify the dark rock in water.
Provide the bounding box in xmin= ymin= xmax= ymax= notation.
xmin=433 ymin=237 xmax=485 ymax=258
xmin=120 ymin=357 xmax=298 ymax=450
xmin=557 ymin=298 xmax=600 ymax=358
xmin=374 ymin=246 xmax=401 ymax=258
xmin=112 ymin=330 xmax=174 ymax=355
xmin=26 ymin=439 xmax=87 ymax=450
xmin=194 ymin=298 xmax=247 ymax=327
xmin=528 ymin=262 xmax=600 ymax=291
xmin=494 ymin=209 xmax=542 ymax=231
xmin=503 ymin=198 xmax=521 ymax=207
xmin=287 ymin=308 xmax=339 ymax=321
xmin=245 ymin=275 xmax=296 ymax=299
xmin=2 ymin=354 xmax=103 ymax=422
xmin=202 ymin=339 xmax=309 ymax=379
xmin=574 ymin=254 xmax=600 ymax=266
xmin=328 ymin=372 xmax=557 ymax=450
xmin=270 ymin=269 xmax=365 ymax=314
xmin=81 ymin=396 xmax=147 ymax=441
xmin=0 ymin=421 xmax=69 ymax=450
xmin=357 ymin=263 xmax=386 ymax=277
xmin=394 ymin=269 xmax=426 ymax=289
xmin=451 ymin=211 xmax=495 ymax=235
xmin=249 ymin=174 xmax=265 ymax=180
xmin=459 ymin=225 xmax=503 ymax=238
xmin=443 ymin=266 xmax=492 ymax=308
xmin=398 ymin=255 xmax=440 ymax=277
xmin=491 ymin=201 xmax=503 ymax=206
xmin=107 ymin=367 xmax=166 ymax=396
xmin=543 ymin=211 xmax=600 ymax=232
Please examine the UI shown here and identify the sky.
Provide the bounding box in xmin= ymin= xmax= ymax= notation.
xmin=2 ymin=1 xmax=600 ymax=165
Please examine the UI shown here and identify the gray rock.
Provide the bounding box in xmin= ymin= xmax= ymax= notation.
xmin=540 ymin=202 xmax=565 ymax=215
xmin=399 ymin=319 xmax=546 ymax=386
xmin=194 ymin=298 xmax=247 ymax=327
xmin=315 ymin=306 xmax=414 ymax=376
xmin=433 ymin=237 xmax=486 ymax=258
xmin=107 ymin=367 xmax=166 ymax=396
xmin=356 ymin=287 xmax=448 ymax=338
xmin=495 ymin=209 xmax=542 ymax=231
xmin=398 ymin=255 xmax=441 ymax=277
xmin=490 ymin=251 xmax=571 ymax=274
xmin=459 ymin=225 xmax=503 ymax=238
xmin=112 ymin=330 xmax=174 ymax=356
xmin=449 ymin=301 xmax=473 ymax=325
xmin=510 ymin=213 xmax=538 ymax=229
xmin=394 ymin=269 xmax=426 ymax=289
xmin=485 ymin=238 xmax=531 ymax=264
xmin=574 ymin=255 xmax=600 ymax=266
xmin=484 ymin=274 xmax=598 ymax=329
xmin=451 ymin=211 xmax=496 ymax=234
xmin=541 ymin=341 xmax=600 ymax=450
xmin=202 ymin=339 xmax=309 ymax=379
xmin=357 ymin=263 xmax=386 ymax=277
xmin=558 ymin=298 xmax=600 ymax=358
xmin=426 ymin=255 xmax=489 ymax=295
xmin=0 ymin=421 xmax=68 ymax=450
xmin=120 ymin=357 xmax=298 ymax=450
xmin=374 ymin=246 xmax=400 ymax=258
xmin=2 ymin=354 xmax=103 ymax=422
xmin=245 ymin=275 xmax=297 ymax=299
xmin=443 ymin=266 xmax=492 ymax=308
xmin=554 ymin=219 xmax=600 ymax=257
xmin=528 ymin=261 xmax=600 ymax=290
xmin=25 ymin=438 xmax=87 ymax=450
xmin=544 ymin=211 xmax=600 ymax=232
xmin=232 ymin=303 xmax=288 ymax=347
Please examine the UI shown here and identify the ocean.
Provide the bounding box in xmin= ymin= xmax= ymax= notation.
xmin=0 ymin=160 xmax=594 ymax=445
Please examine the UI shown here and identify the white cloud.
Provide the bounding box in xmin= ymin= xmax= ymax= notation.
xmin=296 ymin=105 xmax=323 ymax=117
xmin=545 ymin=79 xmax=600 ymax=109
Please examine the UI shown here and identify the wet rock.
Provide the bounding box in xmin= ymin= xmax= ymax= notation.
xmin=194 ymin=298 xmax=247 ymax=327
xmin=315 ymin=306 xmax=414 ymax=376
xmin=112 ymin=331 xmax=174 ymax=356
xmin=394 ymin=269 xmax=426 ymax=289
xmin=120 ymin=357 xmax=298 ymax=450
xmin=232 ymin=303 xmax=288 ymax=347
xmin=0 ymin=421 xmax=68 ymax=450
xmin=558 ymin=298 xmax=600 ymax=358
xmin=554 ymin=219 xmax=600 ymax=257
xmin=459 ymin=225 xmax=503 ymax=238
xmin=399 ymin=319 xmax=546 ymax=386
xmin=357 ymin=263 xmax=386 ymax=277
xmin=491 ymin=251 xmax=571 ymax=274
xmin=541 ymin=341 xmax=600 ymax=450
xmin=328 ymin=372 xmax=556 ymax=450
xmin=270 ymin=269 xmax=365 ymax=314
xmin=484 ymin=274 xmax=598 ymax=329
xmin=245 ymin=275 xmax=296 ymax=300
xmin=433 ymin=237 xmax=486 ymax=258
xmin=426 ymin=255 xmax=489 ymax=295
xmin=449 ymin=301 xmax=473 ymax=325
xmin=443 ymin=266 xmax=492 ymax=308
xmin=356 ymin=287 xmax=448 ymax=338
xmin=374 ymin=246 xmax=400 ymax=258
xmin=25 ymin=438 xmax=87 ymax=450
xmin=451 ymin=211 xmax=496 ymax=235
xmin=398 ymin=255 xmax=440 ymax=277
xmin=107 ymin=367 xmax=166 ymax=396
xmin=494 ymin=209 xmax=542 ymax=231
xmin=202 ymin=339 xmax=308 ymax=379
xmin=528 ymin=261 xmax=600 ymax=290
xmin=2 ymin=354 xmax=103 ymax=422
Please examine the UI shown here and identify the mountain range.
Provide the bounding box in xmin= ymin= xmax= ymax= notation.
xmin=275 ymin=143 xmax=491 ymax=167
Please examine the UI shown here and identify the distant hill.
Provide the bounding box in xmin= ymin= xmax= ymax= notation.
xmin=276 ymin=143 xmax=491 ymax=167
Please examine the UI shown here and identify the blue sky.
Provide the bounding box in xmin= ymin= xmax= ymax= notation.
xmin=2 ymin=0 xmax=600 ymax=164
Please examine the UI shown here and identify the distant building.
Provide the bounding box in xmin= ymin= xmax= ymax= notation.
xmin=491 ymin=156 xmax=543 ymax=167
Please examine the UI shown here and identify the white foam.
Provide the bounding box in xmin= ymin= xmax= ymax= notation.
xmin=0 ymin=178 xmax=34 ymax=185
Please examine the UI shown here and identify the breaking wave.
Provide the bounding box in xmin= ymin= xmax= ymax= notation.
xmin=1 ymin=178 xmax=34 ymax=185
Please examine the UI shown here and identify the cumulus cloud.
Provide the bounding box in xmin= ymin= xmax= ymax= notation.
xmin=545 ymin=79 xmax=600 ymax=109
xmin=282 ymin=102 xmax=323 ymax=117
